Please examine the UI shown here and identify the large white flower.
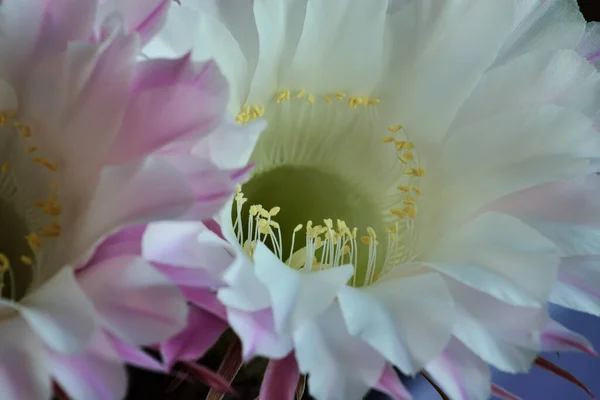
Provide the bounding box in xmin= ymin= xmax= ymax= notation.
xmin=145 ymin=1 xmax=600 ymax=399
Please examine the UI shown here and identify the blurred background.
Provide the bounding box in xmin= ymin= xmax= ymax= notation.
xmin=123 ymin=1 xmax=600 ymax=399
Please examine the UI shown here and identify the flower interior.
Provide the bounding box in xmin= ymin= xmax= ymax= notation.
xmin=0 ymin=111 xmax=62 ymax=300
xmin=232 ymin=89 xmax=426 ymax=287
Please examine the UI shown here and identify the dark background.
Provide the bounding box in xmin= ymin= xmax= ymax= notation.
xmin=124 ymin=1 xmax=600 ymax=399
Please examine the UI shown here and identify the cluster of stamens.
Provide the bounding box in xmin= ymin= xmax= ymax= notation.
xmin=0 ymin=111 xmax=63 ymax=299
xmin=232 ymin=88 xmax=426 ymax=285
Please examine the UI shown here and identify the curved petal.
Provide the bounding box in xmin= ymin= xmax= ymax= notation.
xmin=77 ymin=255 xmax=187 ymax=345
xmin=218 ymin=253 xmax=271 ymax=312
xmin=227 ymin=308 xmax=293 ymax=360
xmin=108 ymin=57 xmax=228 ymax=164
xmin=425 ymin=339 xmax=491 ymax=400
xmin=374 ymin=364 xmax=413 ymax=400
xmin=338 ymin=273 xmax=453 ymax=374
xmin=98 ymin=0 xmax=170 ymax=45
xmin=550 ymin=256 xmax=600 ymax=316
xmin=107 ymin=334 xmax=164 ymax=372
xmin=293 ymin=305 xmax=386 ymax=400
xmin=541 ymin=319 xmax=597 ymax=356
xmin=259 ymin=353 xmax=300 ymax=400
xmin=161 ymin=307 xmax=228 ymax=369
xmin=49 ymin=331 xmax=127 ymax=400
xmin=19 ymin=267 xmax=97 ymax=354
xmin=0 ymin=317 xmax=51 ymax=400
xmin=253 ymin=242 xmax=354 ymax=334
xmin=424 ymin=212 xmax=559 ymax=307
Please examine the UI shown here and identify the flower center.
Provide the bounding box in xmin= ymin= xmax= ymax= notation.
xmin=232 ymin=88 xmax=426 ymax=287
xmin=0 ymin=111 xmax=63 ymax=301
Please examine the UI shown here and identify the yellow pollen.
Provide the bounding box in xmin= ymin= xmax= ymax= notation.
xmin=381 ymin=136 xmax=395 ymax=143
xmin=404 ymin=196 xmax=416 ymax=206
xmin=388 ymin=125 xmax=403 ymax=133
xmin=25 ymin=233 xmax=42 ymax=252
xmin=296 ymin=89 xmax=306 ymax=99
xmin=20 ymin=256 xmax=33 ymax=265
xmin=307 ymin=94 xmax=315 ymax=104
xmin=324 ymin=95 xmax=332 ymax=104
xmin=33 ymin=157 xmax=58 ymax=171
xmin=335 ymin=92 xmax=346 ymax=100
xmin=25 ymin=146 xmax=37 ymax=154
xmin=20 ymin=126 xmax=31 ymax=137
xmin=413 ymin=187 xmax=421 ymax=196
xmin=367 ymin=98 xmax=381 ymax=105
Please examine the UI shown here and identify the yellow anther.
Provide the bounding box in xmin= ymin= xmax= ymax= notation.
xmin=404 ymin=196 xmax=416 ymax=206
xmin=25 ymin=233 xmax=42 ymax=252
xmin=276 ymin=89 xmax=291 ymax=104
xmin=403 ymin=142 xmax=415 ymax=151
xmin=397 ymin=186 xmax=410 ymax=192
xmin=404 ymin=151 xmax=414 ymax=160
xmin=388 ymin=125 xmax=403 ymax=133
xmin=367 ymin=227 xmax=376 ymax=238
xmin=398 ymin=156 xmax=408 ymax=165
xmin=20 ymin=126 xmax=31 ymax=137
xmin=335 ymin=92 xmax=346 ymax=100
xmin=360 ymin=236 xmax=371 ymax=245
xmin=343 ymin=245 xmax=350 ymax=255
xmin=293 ymin=224 xmax=303 ymax=233
xmin=0 ymin=253 xmax=9 ymax=272
xmin=259 ymin=208 xmax=271 ymax=219
xmin=269 ymin=207 xmax=281 ymax=216
xmin=1 ymin=163 xmax=9 ymax=173
xmin=269 ymin=221 xmax=280 ymax=229
xmin=391 ymin=209 xmax=405 ymax=218
xmin=351 ymin=227 xmax=358 ymax=238
xmin=324 ymin=219 xmax=333 ymax=229
xmin=33 ymin=157 xmax=58 ymax=171
xmin=408 ymin=206 xmax=418 ymax=219
xmin=412 ymin=187 xmax=421 ymax=196
xmin=324 ymin=95 xmax=332 ymax=104
xmin=348 ymin=97 xmax=359 ymax=108
xmin=13 ymin=121 xmax=22 ymax=128
xmin=296 ymin=89 xmax=306 ymax=99
xmin=307 ymin=94 xmax=315 ymax=104
xmin=20 ymin=255 xmax=32 ymax=265
xmin=414 ymin=168 xmax=425 ymax=177
xmin=249 ymin=205 xmax=259 ymax=216
xmin=0 ymin=113 xmax=6 ymax=125
xmin=25 ymin=146 xmax=37 ymax=154
xmin=367 ymin=98 xmax=381 ymax=105
xmin=381 ymin=136 xmax=395 ymax=143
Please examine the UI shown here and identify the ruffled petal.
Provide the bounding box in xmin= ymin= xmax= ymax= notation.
xmin=425 ymin=339 xmax=491 ymax=400
xmin=49 ymin=331 xmax=127 ymax=400
xmin=337 ymin=273 xmax=453 ymax=374
xmin=424 ymin=212 xmax=559 ymax=307
xmin=253 ymin=242 xmax=353 ymax=334
xmin=227 ymin=308 xmax=293 ymax=360
xmin=77 ymin=255 xmax=187 ymax=345
xmin=19 ymin=267 xmax=97 ymax=354
xmin=293 ymin=305 xmax=386 ymax=400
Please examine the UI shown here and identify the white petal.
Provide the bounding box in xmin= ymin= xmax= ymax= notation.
xmin=217 ymin=252 xmax=271 ymax=312
xmin=293 ymin=305 xmax=386 ymax=400
xmin=337 ymin=273 xmax=453 ymax=374
xmin=549 ymin=256 xmax=600 ymax=315
xmin=517 ymin=219 xmax=600 ymax=257
xmin=287 ymin=0 xmax=387 ymax=94
xmin=385 ymin=0 xmax=515 ymax=144
xmin=20 ymin=267 xmax=97 ymax=354
xmin=494 ymin=0 xmax=585 ymax=67
xmin=425 ymin=339 xmax=491 ymax=400
xmin=447 ymin=280 xmax=546 ymax=373
xmin=0 ymin=317 xmax=50 ymax=400
xmin=424 ymin=212 xmax=559 ymax=307
xmin=541 ymin=319 xmax=597 ymax=355
xmin=253 ymin=242 xmax=353 ymax=334
xmin=441 ymin=105 xmax=598 ymax=217
xmin=77 ymin=255 xmax=187 ymax=345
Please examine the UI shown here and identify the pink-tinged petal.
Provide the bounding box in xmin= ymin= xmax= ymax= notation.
xmin=253 ymin=242 xmax=354 ymax=334
xmin=49 ymin=331 xmax=127 ymax=400
xmin=577 ymin=22 xmax=600 ymax=67
xmin=98 ymin=0 xmax=170 ymax=45
xmin=107 ymin=334 xmax=165 ymax=372
xmin=74 ymin=156 xmax=196 ymax=260
xmin=487 ymin=175 xmax=600 ymax=227
xmin=19 ymin=267 xmax=97 ymax=354
xmin=143 ymin=220 xmax=232 ymax=275
xmin=0 ymin=318 xmax=51 ymax=400
xmin=161 ymin=307 xmax=228 ymax=369
xmin=227 ymin=308 xmax=293 ymax=360
xmin=293 ymin=305 xmax=386 ymax=400
xmin=338 ymin=273 xmax=453 ymax=375
xmin=550 ymin=256 xmax=600 ymax=316
xmin=491 ymin=384 xmax=521 ymax=400
xmin=425 ymin=339 xmax=491 ymax=400
xmin=78 ymin=255 xmax=187 ymax=345
xmin=183 ymin=362 xmax=236 ymax=396
xmin=159 ymin=266 xmax=224 ymax=291
xmin=374 ymin=364 xmax=413 ymax=400
xmin=541 ymin=320 xmax=598 ymax=356
xmin=424 ymin=212 xmax=559 ymax=307
xmin=259 ymin=353 xmax=300 ymax=400
xmin=37 ymin=0 xmax=97 ymax=48
xmin=534 ymin=357 xmax=595 ymax=399
xmin=88 ymin=225 xmax=145 ymax=266
xmin=108 ymin=57 xmax=227 ymax=164
xmin=446 ymin=280 xmax=545 ymax=373
xmin=178 ymin=287 xmax=227 ymax=318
